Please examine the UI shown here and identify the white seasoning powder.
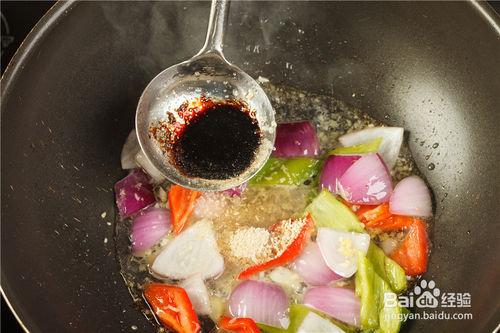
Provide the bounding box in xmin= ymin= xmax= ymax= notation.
xmin=229 ymin=227 xmax=270 ymax=263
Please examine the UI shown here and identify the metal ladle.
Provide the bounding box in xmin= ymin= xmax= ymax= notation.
xmin=136 ymin=0 xmax=276 ymax=191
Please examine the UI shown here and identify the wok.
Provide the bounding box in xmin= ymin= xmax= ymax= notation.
xmin=1 ymin=1 xmax=499 ymax=332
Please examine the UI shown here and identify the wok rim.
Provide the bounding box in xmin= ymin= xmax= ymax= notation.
xmin=1 ymin=1 xmax=499 ymax=332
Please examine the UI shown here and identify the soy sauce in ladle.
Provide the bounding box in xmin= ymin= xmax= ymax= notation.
xmin=150 ymin=98 xmax=261 ymax=180
xmin=135 ymin=0 xmax=276 ymax=191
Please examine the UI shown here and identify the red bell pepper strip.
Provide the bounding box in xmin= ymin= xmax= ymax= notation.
xmin=357 ymin=203 xmax=392 ymax=225
xmin=390 ymin=219 xmax=429 ymax=276
xmin=343 ymin=201 xmax=412 ymax=231
xmin=168 ymin=185 xmax=201 ymax=234
xmin=238 ymin=214 xmax=313 ymax=279
xmin=144 ymin=284 xmax=200 ymax=333
xmin=218 ymin=316 xmax=260 ymax=333
xmin=365 ymin=214 xmax=414 ymax=231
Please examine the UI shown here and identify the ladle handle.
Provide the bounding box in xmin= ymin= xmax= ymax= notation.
xmin=198 ymin=0 xmax=229 ymax=55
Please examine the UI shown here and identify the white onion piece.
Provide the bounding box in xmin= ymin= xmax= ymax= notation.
xmin=268 ymin=267 xmax=303 ymax=292
xmin=131 ymin=207 xmax=170 ymax=254
xmin=339 ymin=127 xmax=403 ymax=168
xmin=297 ymin=312 xmax=345 ymax=333
xmin=229 ymin=280 xmax=289 ymax=328
xmin=293 ymin=242 xmax=342 ymax=286
xmin=380 ymin=238 xmax=398 ymax=256
xmin=390 ymin=175 xmax=433 ymax=217
xmin=121 ymin=130 xmax=140 ymax=169
xmin=180 ymin=275 xmax=211 ymax=315
xmin=151 ymin=220 xmax=224 ymax=280
xmin=135 ymin=150 xmax=166 ymax=184
xmin=338 ymin=153 xmax=392 ymax=205
xmin=304 ymin=287 xmax=361 ymax=327
xmin=317 ymin=228 xmax=370 ymax=278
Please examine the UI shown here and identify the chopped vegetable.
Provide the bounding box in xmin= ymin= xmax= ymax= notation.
xmin=338 ymin=153 xmax=392 ymax=205
xmin=356 ymin=203 xmax=392 ymax=225
xmin=249 ymin=157 xmax=321 ymax=186
xmin=305 ymin=190 xmax=365 ymax=232
xmin=121 ymin=129 xmax=140 ymax=169
xmin=114 ymin=169 xmax=155 ymax=218
xmin=268 ymin=267 xmax=303 ymax=292
xmin=151 ymin=220 xmax=224 ymax=280
xmin=355 ymin=254 xmax=403 ymax=333
xmin=272 ymin=304 xmax=357 ymax=333
xmin=135 ymin=149 xmax=166 ymax=183
xmin=354 ymin=254 xmax=379 ymax=330
xmin=229 ymin=280 xmax=289 ymax=328
xmin=380 ymin=237 xmax=399 ymax=256
xmin=303 ymin=287 xmax=361 ymax=327
xmin=390 ymin=176 xmax=433 ymax=218
xmin=144 ymin=284 xmax=200 ymax=333
xmin=316 ymin=228 xmax=370 ymax=278
xmin=297 ymin=311 xmax=346 ymax=333
xmin=168 ymin=185 xmax=202 ymax=234
xmin=180 ymin=275 xmax=211 ymax=315
xmin=390 ymin=219 xmax=429 ymax=276
xmin=238 ymin=215 xmax=313 ymax=279
xmin=365 ymin=215 xmax=414 ymax=232
xmin=366 ymin=243 xmax=407 ymax=293
xmin=223 ymin=182 xmax=248 ymax=197
xmin=328 ymin=137 xmax=382 ymax=155
xmin=338 ymin=127 xmax=404 ymax=169
xmin=293 ymin=242 xmax=342 ymax=286
xmin=218 ymin=316 xmax=260 ymax=333
xmin=273 ymin=121 xmax=320 ymax=157
xmin=319 ymin=155 xmax=360 ymax=194
xmin=130 ymin=207 xmax=171 ymax=255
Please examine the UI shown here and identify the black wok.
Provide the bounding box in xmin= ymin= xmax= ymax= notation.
xmin=1 ymin=1 xmax=499 ymax=332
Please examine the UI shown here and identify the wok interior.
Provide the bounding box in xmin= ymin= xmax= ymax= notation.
xmin=1 ymin=1 xmax=499 ymax=332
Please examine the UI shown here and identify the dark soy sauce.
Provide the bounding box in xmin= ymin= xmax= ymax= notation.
xmin=171 ymin=102 xmax=261 ymax=179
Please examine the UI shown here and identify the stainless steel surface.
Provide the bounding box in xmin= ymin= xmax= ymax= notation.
xmin=135 ymin=0 xmax=276 ymax=191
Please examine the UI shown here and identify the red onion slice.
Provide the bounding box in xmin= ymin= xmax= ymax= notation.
xmin=319 ymin=155 xmax=360 ymax=194
xmin=304 ymin=287 xmax=361 ymax=327
xmin=222 ymin=182 xmax=248 ymax=197
xmin=339 ymin=127 xmax=403 ymax=169
xmin=273 ymin=121 xmax=320 ymax=157
xmin=114 ymin=169 xmax=156 ymax=218
xmin=293 ymin=242 xmax=342 ymax=286
xmin=131 ymin=207 xmax=171 ymax=254
xmin=229 ymin=280 xmax=289 ymax=328
xmin=338 ymin=153 xmax=392 ymax=205
xmin=390 ymin=176 xmax=433 ymax=217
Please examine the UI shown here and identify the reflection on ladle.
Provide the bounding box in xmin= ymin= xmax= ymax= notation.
xmin=135 ymin=0 xmax=276 ymax=191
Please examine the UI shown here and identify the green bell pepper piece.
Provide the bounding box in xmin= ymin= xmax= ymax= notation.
xmin=305 ymin=190 xmax=365 ymax=232
xmin=356 ymin=252 xmax=405 ymax=333
xmin=249 ymin=157 xmax=321 ymax=186
xmin=329 ymin=138 xmax=382 ymax=155
xmin=258 ymin=304 xmax=357 ymax=333
xmin=366 ymin=243 xmax=407 ymax=293
xmin=356 ymin=254 xmax=380 ymax=330
xmin=257 ymin=324 xmax=287 ymax=333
